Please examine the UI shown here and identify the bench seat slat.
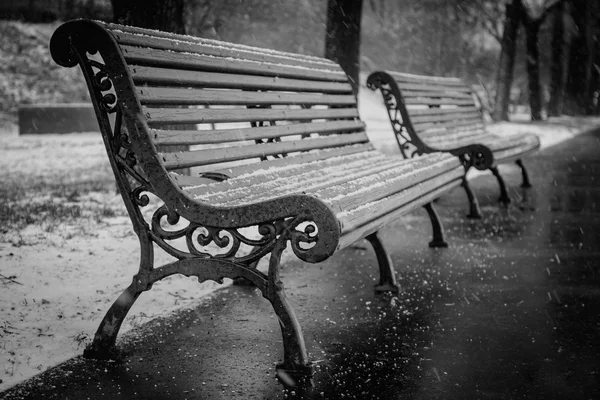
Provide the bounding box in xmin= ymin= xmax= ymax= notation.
xmin=144 ymin=106 xmax=359 ymax=125
xmin=186 ymin=151 xmax=460 ymax=209
xmin=393 ymin=82 xmax=472 ymax=93
xmin=182 ymin=151 xmax=463 ymax=238
xmin=410 ymin=111 xmax=482 ymax=124
xmin=337 ymin=179 xmax=460 ymax=249
xmin=137 ymin=86 xmax=356 ymax=107
xmin=153 ymin=120 xmax=365 ymax=145
xmin=400 ymin=90 xmax=473 ymax=99
xmin=189 ymin=150 xmax=398 ymax=202
xmin=420 ymin=126 xmax=486 ymax=142
xmin=113 ymin=31 xmax=342 ymax=72
xmin=122 ymin=46 xmax=348 ymax=82
xmin=425 ymin=133 xmax=540 ymax=155
xmin=317 ymin=156 xmax=461 ymax=212
xmin=337 ymin=169 xmax=463 ymax=234
xmin=403 ymin=98 xmax=475 ymax=106
xmin=130 ymin=66 xmax=353 ymax=93
xmin=388 ymin=71 xmax=464 ymax=86
xmin=413 ymin=118 xmax=484 ymax=133
xmin=407 ymin=106 xmax=479 ymax=116
xmin=161 ymin=132 xmax=369 ymax=169
xmin=210 ymin=143 xmax=375 ymax=181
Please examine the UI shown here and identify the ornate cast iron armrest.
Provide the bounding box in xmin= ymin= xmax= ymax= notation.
xmin=447 ymin=144 xmax=493 ymax=171
xmin=128 ymin=114 xmax=341 ymax=264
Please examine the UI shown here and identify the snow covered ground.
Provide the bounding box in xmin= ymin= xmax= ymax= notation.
xmin=1 ymin=88 xmax=600 ymax=392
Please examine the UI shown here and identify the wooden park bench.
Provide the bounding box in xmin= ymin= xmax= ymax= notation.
xmin=367 ymin=71 xmax=540 ymax=218
xmin=50 ymin=20 xmax=492 ymax=381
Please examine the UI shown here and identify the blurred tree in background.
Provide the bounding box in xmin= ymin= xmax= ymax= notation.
xmin=111 ymin=0 xmax=185 ymax=33
xmin=1 ymin=0 xmax=599 ymax=122
xmin=325 ymin=0 xmax=363 ymax=95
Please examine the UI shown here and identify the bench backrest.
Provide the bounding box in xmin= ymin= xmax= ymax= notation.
xmin=367 ymin=71 xmax=485 ymax=157
xmin=50 ymin=20 xmax=371 ymax=188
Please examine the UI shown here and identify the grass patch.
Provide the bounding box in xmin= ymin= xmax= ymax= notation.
xmin=0 ymin=176 xmax=125 ymax=235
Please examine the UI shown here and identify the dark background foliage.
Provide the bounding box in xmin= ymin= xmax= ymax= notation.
xmin=1 ymin=0 xmax=599 ymax=124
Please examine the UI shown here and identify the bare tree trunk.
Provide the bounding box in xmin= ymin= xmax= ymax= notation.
xmin=548 ymin=1 xmax=570 ymax=117
xmin=325 ymin=0 xmax=364 ymax=95
xmin=492 ymin=0 xmax=523 ymax=121
xmin=111 ymin=0 xmax=186 ymax=33
xmin=590 ymin=38 xmax=600 ymax=115
xmin=564 ymin=0 xmax=595 ymax=115
xmin=525 ymin=18 xmax=543 ymax=120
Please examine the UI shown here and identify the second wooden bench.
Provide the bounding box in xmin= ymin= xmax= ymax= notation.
xmin=367 ymin=71 xmax=540 ymax=218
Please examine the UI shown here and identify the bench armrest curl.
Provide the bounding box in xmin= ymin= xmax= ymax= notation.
xmin=128 ymin=115 xmax=341 ymax=263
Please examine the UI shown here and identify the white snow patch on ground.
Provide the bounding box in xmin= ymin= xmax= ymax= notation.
xmin=1 ymin=88 xmax=599 ymax=392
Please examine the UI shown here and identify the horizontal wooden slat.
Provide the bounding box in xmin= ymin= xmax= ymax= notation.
xmin=113 ymin=31 xmax=341 ymax=72
xmin=442 ymin=133 xmax=538 ymax=153
xmin=161 ymin=132 xmax=369 ymax=169
xmin=413 ymin=118 xmax=484 ymax=133
xmin=395 ymin=82 xmax=472 ymax=93
xmin=421 ymin=128 xmax=487 ymax=144
xmin=410 ymin=111 xmax=482 ymax=124
xmin=389 ymin=71 xmax=465 ymax=86
xmin=331 ymin=157 xmax=461 ymax=214
xmin=144 ymin=106 xmax=359 ymax=125
xmin=404 ymin=98 xmax=475 ymax=106
xmin=137 ymin=86 xmax=356 ymax=107
xmin=193 ymin=151 xmax=396 ymax=203
xmin=338 ymin=167 xmax=463 ymax=233
xmin=122 ymin=46 xmax=348 ymax=82
xmin=400 ymin=90 xmax=473 ymax=100
xmin=104 ymin=22 xmax=330 ymax=64
xmin=153 ymin=120 xmax=366 ymax=145
xmin=408 ymin=106 xmax=479 ymax=116
xmin=131 ymin=66 xmax=353 ymax=93
xmin=211 ymin=143 xmax=375 ymax=181
xmin=338 ymin=177 xmax=461 ymax=248
xmin=491 ymin=141 xmax=539 ymax=162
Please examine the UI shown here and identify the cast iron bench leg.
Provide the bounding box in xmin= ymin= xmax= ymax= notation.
xmin=267 ymin=240 xmax=313 ymax=384
xmin=515 ymin=159 xmax=532 ymax=188
xmin=489 ymin=166 xmax=511 ymax=204
xmin=461 ymin=176 xmax=482 ymax=219
xmin=83 ymin=235 xmax=154 ymax=359
xmin=366 ymin=232 xmax=400 ymax=294
xmin=424 ymin=202 xmax=448 ymax=248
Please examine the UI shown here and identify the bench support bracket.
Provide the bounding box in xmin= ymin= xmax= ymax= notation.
xmin=515 ymin=159 xmax=532 ymax=188
xmin=461 ymin=177 xmax=483 ymax=219
xmin=366 ymin=232 xmax=400 ymax=294
xmin=424 ymin=203 xmax=449 ymax=248
xmin=83 ymin=229 xmax=314 ymax=386
xmin=489 ymin=166 xmax=511 ymax=204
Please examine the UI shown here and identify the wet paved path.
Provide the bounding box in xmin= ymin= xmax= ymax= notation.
xmin=2 ymin=130 xmax=600 ymax=399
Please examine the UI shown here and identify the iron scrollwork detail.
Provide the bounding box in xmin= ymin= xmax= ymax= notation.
xmin=148 ymin=204 xmax=320 ymax=266
xmin=371 ymin=81 xmax=420 ymax=159
xmin=88 ymin=59 xmax=118 ymax=114
xmin=75 ymin=43 xmax=139 ymax=172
